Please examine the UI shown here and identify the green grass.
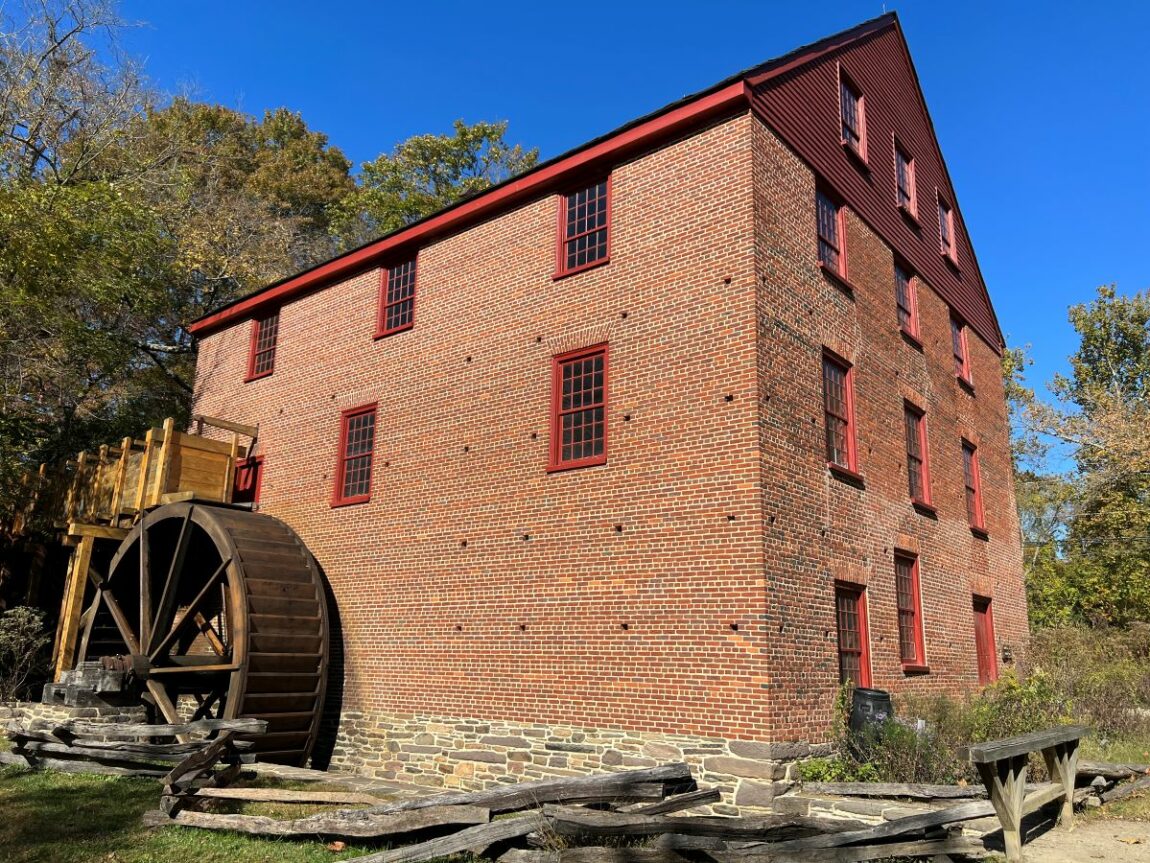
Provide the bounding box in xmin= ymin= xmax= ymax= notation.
xmin=1080 ymin=734 xmax=1150 ymax=765
xmin=0 ymin=765 xmax=410 ymax=863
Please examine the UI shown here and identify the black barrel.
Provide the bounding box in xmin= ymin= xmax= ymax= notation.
xmin=849 ymin=687 xmax=893 ymax=736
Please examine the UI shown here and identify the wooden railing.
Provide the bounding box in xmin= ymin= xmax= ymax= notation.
xmin=5 ymin=415 xmax=258 ymax=539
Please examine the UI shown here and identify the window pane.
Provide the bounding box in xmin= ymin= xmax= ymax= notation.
xmin=895 ymin=556 xmax=918 ymax=663
xmin=816 ymin=192 xmax=840 ymax=272
xmin=554 ymin=349 xmax=607 ymax=468
xmin=563 ymin=181 xmax=609 ymax=271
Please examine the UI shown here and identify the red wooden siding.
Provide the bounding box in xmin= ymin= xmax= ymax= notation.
xmin=749 ymin=24 xmax=1002 ymax=353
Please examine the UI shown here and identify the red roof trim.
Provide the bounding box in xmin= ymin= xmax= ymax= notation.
xmin=189 ymin=80 xmax=750 ymax=336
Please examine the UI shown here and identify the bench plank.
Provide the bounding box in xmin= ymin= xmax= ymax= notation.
xmin=961 ymin=726 xmax=1088 ymax=764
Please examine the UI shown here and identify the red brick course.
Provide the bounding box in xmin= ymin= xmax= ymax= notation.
xmin=192 ymin=105 xmax=1025 ymax=761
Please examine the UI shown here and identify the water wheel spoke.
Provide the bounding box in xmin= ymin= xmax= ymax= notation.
xmin=194 ymin=612 xmax=228 ymax=656
xmin=139 ymin=511 xmax=151 ymax=651
xmin=100 ymin=587 xmax=142 ymax=655
xmin=191 ymin=691 xmax=222 ymax=722
xmin=148 ymin=663 xmax=239 ymax=675
xmin=148 ymin=507 xmax=193 ymax=655
xmin=148 ymin=557 xmax=231 ymax=661
xmin=144 ymin=679 xmax=185 ymax=733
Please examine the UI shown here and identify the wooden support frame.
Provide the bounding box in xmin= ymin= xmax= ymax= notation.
xmin=963 ymin=725 xmax=1086 ymax=862
xmin=52 ymin=534 xmax=94 ymax=680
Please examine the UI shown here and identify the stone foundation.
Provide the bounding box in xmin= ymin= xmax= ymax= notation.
xmin=1 ymin=700 xmax=146 ymax=727
xmin=329 ymin=711 xmax=833 ymax=815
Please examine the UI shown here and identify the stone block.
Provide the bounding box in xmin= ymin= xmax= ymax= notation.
xmin=734 ymin=780 xmax=777 ymax=808
xmin=702 ymin=756 xmax=777 ymax=780
xmin=642 ymin=741 xmax=682 ymax=760
xmin=480 ymin=735 xmax=530 ymax=749
xmin=449 ymin=750 xmax=506 ymax=764
xmin=769 ymin=796 xmax=810 ymax=816
xmin=601 ymin=749 xmax=623 ymax=766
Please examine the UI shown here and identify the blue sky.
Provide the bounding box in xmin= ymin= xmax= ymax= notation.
xmin=119 ymin=0 xmax=1148 ymax=399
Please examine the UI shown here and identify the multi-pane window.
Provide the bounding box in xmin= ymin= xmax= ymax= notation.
xmin=938 ymin=198 xmax=956 ymax=261
xmin=550 ymin=346 xmax=607 ymax=471
xmin=816 ymin=191 xmax=843 ymax=275
xmin=904 ymin=403 xmax=930 ymax=505
xmin=377 ymin=259 xmax=416 ymax=336
xmin=962 ymin=440 xmax=986 ymax=532
xmin=822 ymin=352 xmax=857 ymax=473
xmin=839 ymin=73 xmax=864 ymax=156
xmin=895 ymin=145 xmax=915 ymax=213
xmin=894 ymin=553 xmax=926 ymax=667
xmin=247 ymin=311 xmax=279 ymax=380
xmin=334 ymin=405 xmax=377 ymax=506
xmin=895 ymin=265 xmax=918 ymax=338
xmin=973 ymin=596 xmax=998 ymax=685
xmin=835 ymin=584 xmax=871 ymax=688
xmin=951 ymin=316 xmax=971 ymax=383
xmin=558 ymin=179 xmax=610 ymax=274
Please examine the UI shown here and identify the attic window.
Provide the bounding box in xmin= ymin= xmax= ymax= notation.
xmin=246 ymin=311 xmax=279 ymax=381
xmin=895 ymin=144 xmax=916 ymax=215
xmin=556 ymin=178 xmax=610 ymax=277
xmin=839 ymin=71 xmax=865 ymax=159
xmin=938 ymin=197 xmax=956 ymax=263
xmin=376 ymin=258 xmax=416 ymax=337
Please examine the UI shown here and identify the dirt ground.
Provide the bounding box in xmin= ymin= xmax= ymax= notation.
xmin=994 ymin=813 xmax=1150 ymax=862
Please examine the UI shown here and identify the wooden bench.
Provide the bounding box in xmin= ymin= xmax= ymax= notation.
xmin=961 ymin=725 xmax=1088 ymax=862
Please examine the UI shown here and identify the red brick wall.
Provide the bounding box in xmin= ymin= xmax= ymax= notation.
xmin=750 ymin=116 xmax=1026 ymax=741
xmin=193 ymin=107 xmax=1027 ymax=750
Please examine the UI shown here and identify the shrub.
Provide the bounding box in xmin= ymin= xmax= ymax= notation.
xmin=0 ymin=606 xmax=51 ymax=701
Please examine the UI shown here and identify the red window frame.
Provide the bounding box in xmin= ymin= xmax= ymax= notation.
xmin=555 ymin=177 xmax=611 ymax=278
xmin=549 ymin=345 xmax=608 ymax=472
xmin=962 ymin=440 xmax=987 ymax=533
xmin=246 ymin=311 xmax=279 ymax=381
xmin=894 ymin=265 xmax=919 ymax=340
xmin=951 ymin=316 xmax=972 ymax=384
xmin=822 ymin=350 xmax=858 ymax=475
xmin=895 ymin=143 xmax=915 ymax=216
xmin=375 ymin=257 xmax=417 ymax=338
xmin=835 ymin=583 xmax=871 ymax=688
xmin=839 ymin=69 xmax=865 ymax=159
xmin=332 ymin=404 xmax=377 ymax=507
xmin=232 ymin=455 xmax=264 ymax=506
xmin=938 ymin=196 xmax=956 ymax=262
xmin=816 ymin=190 xmax=845 ymax=276
xmin=894 ymin=552 xmax=927 ymax=670
xmin=904 ymin=402 xmax=931 ymax=506
xmin=973 ymin=596 xmax=998 ymax=685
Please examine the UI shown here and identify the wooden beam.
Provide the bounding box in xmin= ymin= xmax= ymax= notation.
xmin=52 ymin=535 xmax=94 ymax=680
xmin=142 ymin=804 xmax=492 ymax=839
xmin=66 ymin=523 xmax=129 ymax=540
xmin=191 ymin=414 xmax=259 ymax=438
xmin=189 ymin=787 xmax=388 ymax=805
xmin=961 ymin=726 xmax=1088 ymax=764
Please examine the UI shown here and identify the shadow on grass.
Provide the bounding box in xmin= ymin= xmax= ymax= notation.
xmin=0 ymin=766 xmax=157 ymax=863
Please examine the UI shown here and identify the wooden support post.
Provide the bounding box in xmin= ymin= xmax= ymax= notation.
xmin=150 ymin=418 xmax=177 ymax=506
xmin=1042 ymin=739 xmax=1079 ymax=830
xmin=976 ymin=754 xmax=1028 ymax=863
xmin=64 ymin=451 xmax=87 ymax=524
xmin=108 ymin=437 xmax=132 ymax=526
xmin=52 ymin=535 xmax=95 ymax=681
xmin=134 ymin=429 xmax=157 ymax=514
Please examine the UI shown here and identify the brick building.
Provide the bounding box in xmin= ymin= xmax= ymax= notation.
xmin=189 ymin=14 xmax=1026 ymax=795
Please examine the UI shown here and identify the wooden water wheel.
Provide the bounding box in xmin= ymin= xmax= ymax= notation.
xmin=77 ymin=502 xmax=328 ymax=765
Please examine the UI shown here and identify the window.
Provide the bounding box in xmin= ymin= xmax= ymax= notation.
xmin=938 ymin=197 xmax=956 ymax=262
xmin=246 ymin=311 xmax=279 ymax=380
xmin=557 ymin=179 xmax=610 ymax=275
xmin=376 ymin=258 xmax=417 ymax=337
xmin=835 ymin=584 xmax=871 ymax=688
xmin=962 ymin=440 xmax=986 ymax=533
xmin=973 ymin=596 xmax=998 ymax=685
xmin=894 ymin=265 xmax=919 ymax=339
xmin=904 ymin=403 xmax=931 ymax=505
xmin=839 ymin=71 xmax=865 ymax=157
xmin=816 ymin=190 xmax=844 ymax=276
xmin=822 ymin=351 xmax=857 ymax=474
xmin=231 ymin=456 xmax=264 ymax=506
xmin=894 ymin=553 xmax=926 ymax=668
xmin=549 ymin=346 xmax=608 ymax=471
xmin=951 ymin=316 xmax=972 ymax=384
xmin=333 ymin=405 xmax=377 ymax=506
xmin=895 ymin=144 xmax=915 ymax=214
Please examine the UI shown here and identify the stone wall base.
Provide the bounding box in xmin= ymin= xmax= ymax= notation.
xmin=1 ymin=700 xmax=147 ymax=728
xmin=329 ymin=711 xmax=832 ymax=815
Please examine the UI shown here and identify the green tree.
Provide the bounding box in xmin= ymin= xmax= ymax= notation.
xmin=331 ymin=119 xmax=538 ymax=249
xmin=1014 ymin=287 xmax=1150 ymax=627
